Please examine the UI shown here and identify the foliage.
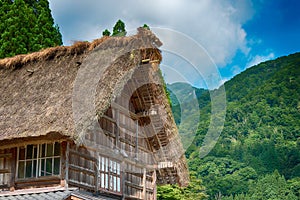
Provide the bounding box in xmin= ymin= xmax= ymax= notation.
xmin=112 ymin=19 xmax=126 ymax=36
xmin=166 ymin=52 xmax=300 ymax=199
xmin=157 ymin=184 xmax=184 ymax=200
xmin=223 ymin=171 xmax=298 ymax=199
xmin=189 ymin=156 xmax=257 ymax=197
xmin=0 ymin=0 xmax=62 ymax=58
xmin=247 ymin=170 xmax=298 ymax=199
xmin=157 ymin=173 xmax=207 ymax=200
xmin=102 ymin=29 xmax=111 ymax=36
xmin=142 ymin=24 xmax=150 ymax=30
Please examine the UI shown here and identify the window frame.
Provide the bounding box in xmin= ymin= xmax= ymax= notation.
xmin=16 ymin=142 xmax=61 ymax=180
xmin=99 ymin=155 xmax=121 ymax=194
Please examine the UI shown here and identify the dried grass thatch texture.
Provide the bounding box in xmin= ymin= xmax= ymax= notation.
xmin=0 ymin=55 xmax=82 ymax=141
xmin=0 ymin=28 xmax=162 ymax=142
xmin=0 ymin=37 xmax=110 ymax=70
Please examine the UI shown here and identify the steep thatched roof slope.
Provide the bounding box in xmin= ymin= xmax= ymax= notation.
xmin=0 ymin=28 xmax=160 ymax=142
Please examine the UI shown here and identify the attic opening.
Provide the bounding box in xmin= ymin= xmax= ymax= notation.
xmin=139 ymin=48 xmax=162 ymax=65
xmin=129 ymin=83 xmax=161 ymax=126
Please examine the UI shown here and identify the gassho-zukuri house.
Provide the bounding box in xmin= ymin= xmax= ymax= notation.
xmin=0 ymin=28 xmax=189 ymax=199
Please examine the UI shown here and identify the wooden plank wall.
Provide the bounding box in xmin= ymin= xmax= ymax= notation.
xmin=68 ymin=64 xmax=162 ymax=199
xmin=0 ymin=148 xmax=12 ymax=190
xmin=68 ymin=144 xmax=97 ymax=192
xmin=67 ymin=144 xmax=156 ymax=199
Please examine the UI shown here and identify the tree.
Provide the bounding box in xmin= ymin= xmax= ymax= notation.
xmin=182 ymin=173 xmax=207 ymax=199
xmin=142 ymin=24 xmax=150 ymax=30
xmin=0 ymin=0 xmax=62 ymax=58
xmin=0 ymin=0 xmax=35 ymax=57
xmin=31 ymin=0 xmax=62 ymax=51
xmin=157 ymin=185 xmax=184 ymax=200
xmin=157 ymin=173 xmax=207 ymax=200
xmin=102 ymin=29 xmax=111 ymax=36
xmin=112 ymin=19 xmax=126 ymax=36
xmin=248 ymin=171 xmax=298 ymax=199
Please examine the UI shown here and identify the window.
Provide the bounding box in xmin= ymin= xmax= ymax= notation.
xmin=17 ymin=142 xmax=60 ymax=179
xmin=99 ymin=155 xmax=121 ymax=193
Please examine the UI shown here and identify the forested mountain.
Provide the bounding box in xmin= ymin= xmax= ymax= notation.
xmin=0 ymin=0 xmax=62 ymax=58
xmin=159 ymin=52 xmax=300 ymax=199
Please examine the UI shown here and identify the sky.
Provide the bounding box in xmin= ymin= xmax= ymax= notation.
xmin=48 ymin=0 xmax=300 ymax=88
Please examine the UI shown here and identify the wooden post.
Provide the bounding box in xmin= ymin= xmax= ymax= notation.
xmin=121 ymin=161 xmax=126 ymax=200
xmin=95 ymin=155 xmax=100 ymax=193
xmin=116 ymin=109 xmax=120 ymax=149
xmin=153 ymin=169 xmax=157 ymax=200
xmin=135 ymin=120 xmax=139 ymax=159
xmin=142 ymin=168 xmax=146 ymax=199
xmin=65 ymin=142 xmax=69 ymax=190
xmin=9 ymin=148 xmax=16 ymax=191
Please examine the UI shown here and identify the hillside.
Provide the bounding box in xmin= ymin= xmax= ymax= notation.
xmin=167 ymin=83 xmax=210 ymax=150
xmin=161 ymin=52 xmax=300 ymax=199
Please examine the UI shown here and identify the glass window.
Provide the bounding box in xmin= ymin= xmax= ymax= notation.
xmin=17 ymin=142 xmax=60 ymax=179
xmin=99 ymin=155 xmax=121 ymax=193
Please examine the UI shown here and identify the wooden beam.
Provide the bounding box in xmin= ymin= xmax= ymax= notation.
xmin=0 ymin=169 xmax=10 ymax=174
xmin=111 ymin=102 xmax=138 ymax=120
xmin=142 ymin=168 xmax=146 ymax=199
xmin=142 ymin=58 xmax=150 ymax=63
xmin=149 ymin=59 xmax=160 ymax=63
xmin=68 ymin=180 xmax=95 ymax=191
xmin=102 ymin=114 xmax=116 ymax=123
xmin=118 ymin=123 xmax=147 ymax=137
xmin=0 ymin=153 xmax=12 ymax=158
xmin=69 ymin=149 xmax=97 ymax=162
xmin=84 ymin=142 xmax=157 ymax=169
xmin=125 ymin=181 xmax=143 ymax=190
xmin=119 ymin=138 xmax=153 ymax=154
xmin=69 ymin=164 xmax=95 ymax=176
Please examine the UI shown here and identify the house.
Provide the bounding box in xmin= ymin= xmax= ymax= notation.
xmin=0 ymin=28 xmax=189 ymax=199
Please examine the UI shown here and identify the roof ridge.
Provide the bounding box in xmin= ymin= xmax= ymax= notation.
xmin=0 ymin=36 xmax=109 ymax=70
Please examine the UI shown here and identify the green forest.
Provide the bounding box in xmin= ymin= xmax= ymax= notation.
xmin=158 ymin=52 xmax=300 ymax=199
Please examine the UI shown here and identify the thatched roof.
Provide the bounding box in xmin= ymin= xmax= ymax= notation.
xmin=0 ymin=28 xmax=188 ymax=186
xmin=0 ymin=28 xmax=157 ymax=141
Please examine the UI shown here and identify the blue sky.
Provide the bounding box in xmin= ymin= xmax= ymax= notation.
xmin=219 ymin=0 xmax=300 ymax=81
xmin=49 ymin=0 xmax=300 ymax=88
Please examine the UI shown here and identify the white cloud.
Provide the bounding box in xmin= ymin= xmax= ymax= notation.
xmin=246 ymin=52 xmax=275 ymax=68
xmin=220 ymin=77 xmax=229 ymax=85
xmin=49 ymin=0 xmax=254 ymax=67
xmin=231 ymin=65 xmax=243 ymax=75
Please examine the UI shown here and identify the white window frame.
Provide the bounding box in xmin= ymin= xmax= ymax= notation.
xmin=99 ymin=155 xmax=121 ymax=193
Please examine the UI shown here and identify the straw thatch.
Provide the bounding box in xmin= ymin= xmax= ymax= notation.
xmin=0 ymin=28 xmax=157 ymax=140
xmin=0 ymin=37 xmax=110 ymax=70
xmin=0 ymin=28 xmax=188 ymax=186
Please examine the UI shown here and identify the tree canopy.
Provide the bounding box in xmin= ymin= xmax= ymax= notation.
xmin=0 ymin=0 xmax=62 ymax=58
xmin=112 ymin=19 xmax=126 ymax=36
xmin=102 ymin=29 xmax=111 ymax=36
